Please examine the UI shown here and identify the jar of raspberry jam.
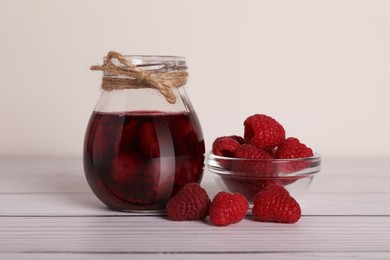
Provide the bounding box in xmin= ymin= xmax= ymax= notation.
xmin=83 ymin=52 xmax=205 ymax=213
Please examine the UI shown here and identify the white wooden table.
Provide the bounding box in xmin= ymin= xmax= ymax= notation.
xmin=0 ymin=157 xmax=389 ymax=259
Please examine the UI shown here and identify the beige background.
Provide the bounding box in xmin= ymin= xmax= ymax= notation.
xmin=0 ymin=0 xmax=389 ymax=158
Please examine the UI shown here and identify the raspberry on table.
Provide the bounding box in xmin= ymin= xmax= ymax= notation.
xmin=166 ymin=183 xmax=211 ymax=221
xmin=244 ymin=114 xmax=286 ymax=150
xmin=209 ymin=192 xmax=249 ymax=226
xmin=212 ymin=136 xmax=242 ymax=157
xmin=252 ymin=185 xmax=301 ymax=223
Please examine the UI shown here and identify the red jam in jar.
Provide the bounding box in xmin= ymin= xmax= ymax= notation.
xmin=84 ymin=111 xmax=205 ymax=212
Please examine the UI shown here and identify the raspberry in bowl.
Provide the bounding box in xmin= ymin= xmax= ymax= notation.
xmin=207 ymin=114 xmax=321 ymax=204
xmin=207 ymin=151 xmax=321 ymax=203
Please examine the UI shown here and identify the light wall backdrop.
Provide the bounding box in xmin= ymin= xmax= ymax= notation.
xmin=0 ymin=0 xmax=389 ymax=158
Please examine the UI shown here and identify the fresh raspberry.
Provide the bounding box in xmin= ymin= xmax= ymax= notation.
xmin=274 ymin=137 xmax=313 ymax=159
xmin=274 ymin=137 xmax=314 ymax=173
xmin=244 ymin=114 xmax=286 ymax=150
xmin=252 ymin=185 xmax=301 ymax=223
xmin=229 ymin=135 xmax=245 ymax=145
xmin=209 ymin=192 xmax=249 ymax=226
xmin=232 ymin=144 xmax=274 ymax=176
xmin=166 ymin=183 xmax=211 ymax=221
xmin=266 ymin=148 xmax=276 ymax=157
xmin=212 ymin=136 xmax=241 ymax=157
xmin=235 ymin=144 xmax=273 ymax=160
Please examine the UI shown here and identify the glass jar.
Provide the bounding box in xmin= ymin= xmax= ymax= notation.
xmin=83 ymin=52 xmax=205 ymax=214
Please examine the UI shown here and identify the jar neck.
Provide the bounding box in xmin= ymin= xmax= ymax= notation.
xmin=103 ymin=55 xmax=187 ymax=75
xmin=90 ymin=52 xmax=189 ymax=104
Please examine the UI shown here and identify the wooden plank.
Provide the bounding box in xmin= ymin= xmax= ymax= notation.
xmin=0 ymin=169 xmax=388 ymax=195
xmin=0 ymin=172 xmax=91 ymax=193
xmin=1 ymin=252 xmax=390 ymax=260
xmin=0 ymin=158 xmax=82 ymax=176
xmin=0 ymin=157 xmax=387 ymax=178
xmin=0 ymin=192 xmax=389 ymax=216
xmin=1 ymin=158 xmax=389 ymax=194
xmin=1 ymin=157 xmax=389 ymax=177
xmin=0 ymin=158 xmax=389 ymax=259
xmin=0 ymin=216 xmax=389 ymax=253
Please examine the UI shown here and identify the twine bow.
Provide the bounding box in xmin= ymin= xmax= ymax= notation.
xmin=90 ymin=51 xmax=188 ymax=104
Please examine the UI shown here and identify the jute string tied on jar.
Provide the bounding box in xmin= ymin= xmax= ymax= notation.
xmin=90 ymin=51 xmax=188 ymax=104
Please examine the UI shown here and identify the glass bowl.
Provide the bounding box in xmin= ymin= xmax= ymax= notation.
xmin=206 ymin=152 xmax=321 ymax=203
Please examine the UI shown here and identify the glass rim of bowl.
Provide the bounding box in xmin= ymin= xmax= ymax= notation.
xmin=206 ymin=151 xmax=321 ymax=178
xmin=207 ymin=151 xmax=321 ymax=162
